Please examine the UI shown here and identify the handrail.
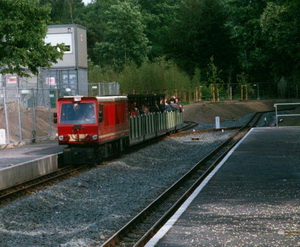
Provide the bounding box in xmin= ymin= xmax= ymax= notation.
xmin=274 ymin=102 xmax=300 ymax=127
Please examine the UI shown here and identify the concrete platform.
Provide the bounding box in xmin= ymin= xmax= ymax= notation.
xmin=0 ymin=141 xmax=65 ymax=190
xmin=147 ymin=127 xmax=300 ymax=247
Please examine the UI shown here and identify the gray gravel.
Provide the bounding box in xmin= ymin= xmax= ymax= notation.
xmin=0 ymin=130 xmax=235 ymax=247
xmin=0 ymin=114 xmax=275 ymax=247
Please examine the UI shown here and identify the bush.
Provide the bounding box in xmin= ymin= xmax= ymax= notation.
xmin=88 ymin=58 xmax=192 ymax=97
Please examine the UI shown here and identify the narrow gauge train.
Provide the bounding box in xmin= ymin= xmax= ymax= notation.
xmin=56 ymin=94 xmax=184 ymax=164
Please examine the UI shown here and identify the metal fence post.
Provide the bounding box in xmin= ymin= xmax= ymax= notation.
xmin=274 ymin=104 xmax=278 ymax=127
xmin=32 ymin=88 xmax=37 ymax=142
xmin=47 ymin=89 xmax=53 ymax=138
xmin=3 ymin=87 xmax=10 ymax=143
xmin=17 ymin=87 xmax=22 ymax=141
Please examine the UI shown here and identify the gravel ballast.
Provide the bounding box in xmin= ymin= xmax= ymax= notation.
xmin=0 ymin=129 xmax=236 ymax=247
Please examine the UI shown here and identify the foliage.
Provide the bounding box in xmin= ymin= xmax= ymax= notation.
xmin=226 ymin=0 xmax=269 ymax=82
xmin=93 ymin=1 xmax=150 ymax=71
xmin=39 ymin=0 xmax=84 ymax=24
xmin=73 ymin=1 xmax=115 ymax=62
xmin=139 ymin=0 xmax=182 ymax=59
xmin=5 ymin=0 xmax=299 ymax=97
xmin=260 ymin=1 xmax=300 ymax=82
xmin=206 ymin=56 xmax=223 ymax=84
xmin=0 ymin=0 xmax=63 ymax=76
xmin=88 ymin=61 xmax=119 ymax=83
xmin=191 ymin=67 xmax=201 ymax=87
xmin=236 ymin=71 xmax=249 ymax=85
xmin=165 ymin=0 xmax=235 ymax=78
xmin=88 ymin=58 xmax=191 ymax=95
xmin=199 ymin=85 xmax=211 ymax=100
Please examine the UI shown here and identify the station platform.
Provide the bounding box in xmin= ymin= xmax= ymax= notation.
xmin=147 ymin=127 xmax=300 ymax=247
xmin=0 ymin=141 xmax=65 ymax=190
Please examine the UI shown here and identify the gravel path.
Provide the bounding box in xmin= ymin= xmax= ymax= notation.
xmin=0 ymin=130 xmax=235 ymax=247
xmin=0 ymin=111 xmax=276 ymax=247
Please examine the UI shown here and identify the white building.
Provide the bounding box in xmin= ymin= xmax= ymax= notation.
xmin=1 ymin=24 xmax=88 ymax=97
xmin=44 ymin=24 xmax=88 ymax=96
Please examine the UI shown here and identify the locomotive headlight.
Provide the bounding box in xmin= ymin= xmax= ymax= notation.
xmin=92 ymin=135 xmax=98 ymax=140
xmin=59 ymin=135 xmax=70 ymax=142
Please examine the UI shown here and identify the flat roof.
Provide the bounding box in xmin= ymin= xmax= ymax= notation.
xmin=47 ymin=24 xmax=87 ymax=30
xmin=60 ymin=96 xmax=127 ymax=102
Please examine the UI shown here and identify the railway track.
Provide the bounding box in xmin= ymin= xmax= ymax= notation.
xmin=0 ymin=164 xmax=95 ymax=205
xmin=101 ymin=112 xmax=263 ymax=247
xmin=0 ymin=121 xmax=196 ymax=205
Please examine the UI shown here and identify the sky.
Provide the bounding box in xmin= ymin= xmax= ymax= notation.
xmin=82 ymin=0 xmax=92 ymax=5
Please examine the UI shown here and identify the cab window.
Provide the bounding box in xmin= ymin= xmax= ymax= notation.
xmin=60 ymin=102 xmax=96 ymax=124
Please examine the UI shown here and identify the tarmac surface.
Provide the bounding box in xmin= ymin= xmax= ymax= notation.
xmin=147 ymin=127 xmax=300 ymax=247
xmin=0 ymin=141 xmax=65 ymax=169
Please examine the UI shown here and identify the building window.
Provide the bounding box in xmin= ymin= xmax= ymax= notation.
xmin=45 ymin=33 xmax=73 ymax=54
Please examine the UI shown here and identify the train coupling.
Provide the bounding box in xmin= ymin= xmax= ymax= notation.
xmin=63 ymin=147 xmax=97 ymax=165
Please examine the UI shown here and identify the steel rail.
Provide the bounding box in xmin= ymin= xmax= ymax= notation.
xmin=0 ymin=122 xmax=194 ymax=205
xmin=101 ymin=112 xmax=262 ymax=247
xmin=0 ymin=164 xmax=93 ymax=204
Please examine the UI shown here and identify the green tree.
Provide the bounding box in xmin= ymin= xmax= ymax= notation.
xmin=260 ymin=1 xmax=300 ymax=82
xmin=74 ymin=1 xmax=115 ymax=62
xmin=236 ymin=71 xmax=248 ymax=85
xmin=191 ymin=67 xmax=201 ymax=86
xmin=166 ymin=0 xmax=235 ymax=78
xmin=94 ymin=0 xmax=150 ymax=70
xmin=226 ymin=0 xmax=268 ymax=82
xmin=139 ymin=0 xmax=182 ymax=59
xmin=0 ymin=0 xmax=63 ymax=76
xmin=207 ymin=56 xmax=223 ymax=84
xmin=39 ymin=0 xmax=85 ymax=24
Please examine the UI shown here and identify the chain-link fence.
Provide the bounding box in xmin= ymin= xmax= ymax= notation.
xmin=150 ymin=83 xmax=262 ymax=104
xmin=163 ymin=82 xmax=300 ymax=103
xmin=88 ymin=82 xmax=120 ymax=96
xmin=1 ymin=79 xmax=299 ymax=144
xmin=0 ymin=87 xmax=56 ymax=144
xmin=0 ymin=82 xmax=120 ymax=145
xmin=192 ymin=83 xmax=261 ymax=102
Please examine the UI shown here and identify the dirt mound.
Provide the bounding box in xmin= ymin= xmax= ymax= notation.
xmin=183 ymin=100 xmax=291 ymax=123
xmin=0 ymin=102 xmax=54 ymax=143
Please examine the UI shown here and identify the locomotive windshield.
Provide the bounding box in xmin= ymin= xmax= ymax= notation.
xmin=60 ymin=102 xmax=96 ymax=124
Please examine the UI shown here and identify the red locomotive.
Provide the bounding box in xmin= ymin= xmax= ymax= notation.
xmin=56 ymin=94 xmax=183 ymax=164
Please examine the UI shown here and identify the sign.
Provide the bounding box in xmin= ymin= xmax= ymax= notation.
xmin=21 ymin=90 xmax=31 ymax=94
xmin=0 ymin=129 xmax=6 ymax=144
xmin=45 ymin=77 xmax=56 ymax=86
xmin=6 ymin=76 xmax=17 ymax=84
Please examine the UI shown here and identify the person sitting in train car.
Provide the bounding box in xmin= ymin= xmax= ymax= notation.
xmin=159 ymin=99 xmax=166 ymax=112
xmin=141 ymin=103 xmax=150 ymax=114
xmin=151 ymin=100 xmax=161 ymax=113
xmin=170 ymin=98 xmax=180 ymax=111
xmin=129 ymin=105 xmax=136 ymax=116
xmin=164 ymin=99 xmax=173 ymax=112
xmin=130 ymin=101 xmax=140 ymax=116
xmin=175 ymin=97 xmax=184 ymax=112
